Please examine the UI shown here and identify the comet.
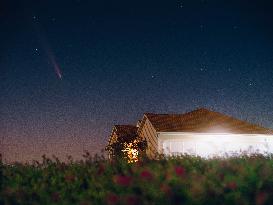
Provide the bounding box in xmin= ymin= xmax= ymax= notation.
xmin=42 ymin=42 xmax=63 ymax=80
xmin=34 ymin=23 xmax=63 ymax=80
xmin=47 ymin=50 xmax=62 ymax=79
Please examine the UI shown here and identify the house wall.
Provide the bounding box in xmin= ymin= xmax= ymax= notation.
xmin=158 ymin=132 xmax=273 ymax=157
xmin=138 ymin=117 xmax=158 ymax=158
xmin=109 ymin=132 xmax=118 ymax=145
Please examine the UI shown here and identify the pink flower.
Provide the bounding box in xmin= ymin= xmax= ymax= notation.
xmin=64 ymin=174 xmax=75 ymax=183
xmin=140 ymin=170 xmax=153 ymax=181
xmin=97 ymin=164 xmax=105 ymax=175
xmin=106 ymin=193 xmax=119 ymax=205
xmin=219 ymin=173 xmax=225 ymax=181
xmin=160 ymin=184 xmax=172 ymax=196
xmin=3 ymin=187 xmax=13 ymax=195
xmin=125 ymin=195 xmax=139 ymax=205
xmin=164 ymin=172 xmax=172 ymax=181
xmin=226 ymin=181 xmax=237 ymax=191
xmin=256 ymin=192 xmax=267 ymax=205
xmin=175 ymin=166 xmax=185 ymax=177
xmin=51 ymin=192 xmax=60 ymax=202
xmin=113 ymin=175 xmax=132 ymax=186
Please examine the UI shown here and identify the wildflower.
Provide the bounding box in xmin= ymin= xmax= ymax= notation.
xmin=219 ymin=173 xmax=225 ymax=181
xmin=256 ymin=192 xmax=268 ymax=205
xmin=113 ymin=175 xmax=132 ymax=186
xmin=3 ymin=187 xmax=13 ymax=196
xmin=226 ymin=181 xmax=237 ymax=191
xmin=175 ymin=166 xmax=185 ymax=177
xmin=164 ymin=172 xmax=172 ymax=181
xmin=125 ymin=195 xmax=139 ymax=205
xmin=80 ymin=201 xmax=92 ymax=205
xmin=140 ymin=170 xmax=153 ymax=181
xmin=97 ymin=163 xmax=105 ymax=175
xmin=160 ymin=184 xmax=172 ymax=196
xmin=51 ymin=192 xmax=60 ymax=202
xmin=106 ymin=193 xmax=119 ymax=205
xmin=65 ymin=173 xmax=76 ymax=183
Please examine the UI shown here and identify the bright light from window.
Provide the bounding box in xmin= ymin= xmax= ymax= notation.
xmin=159 ymin=132 xmax=273 ymax=158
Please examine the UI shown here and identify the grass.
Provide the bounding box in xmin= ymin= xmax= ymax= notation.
xmin=1 ymin=153 xmax=273 ymax=205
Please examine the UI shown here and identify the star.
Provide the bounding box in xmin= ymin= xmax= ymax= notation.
xmin=32 ymin=16 xmax=38 ymax=20
xmin=178 ymin=1 xmax=184 ymax=8
xmin=200 ymin=67 xmax=207 ymax=72
xmin=248 ymin=80 xmax=255 ymax=87
xmin=34 ymin=48 xmax=39 ymax=55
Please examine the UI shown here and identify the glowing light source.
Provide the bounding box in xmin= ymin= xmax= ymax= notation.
xmin=122 ymin=141 xmax=139 ymax=163
xmin=158 ymin=132 xmax=273 ymax=158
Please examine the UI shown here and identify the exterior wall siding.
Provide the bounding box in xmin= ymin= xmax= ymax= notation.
xmin=158 ymin=132 xmax=273 ymax=157
xmin=138 ymin=118 xmax=158 ymax=158
xmin=109 ymin=132 xmax=118 ymax=145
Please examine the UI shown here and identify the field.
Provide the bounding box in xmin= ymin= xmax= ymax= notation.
xmin=1 ymin=153 xmax=273 ymax=205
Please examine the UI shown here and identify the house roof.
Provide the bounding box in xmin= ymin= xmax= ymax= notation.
xmin=113 ymin=125 xmax=138 ymax=137
xmin=144 ymin=108 xmax=273 ymax=134
xmin=107 ymin=125 xmax=138 ymax=146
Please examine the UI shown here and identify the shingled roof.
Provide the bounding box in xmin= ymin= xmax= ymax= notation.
xmin=144 ymin=108 xmax=273 ymax=134
xmin=108 ymin=125 xmax=138 ymax=146
xmin=113 ymin=125 xmax=138 ymax=137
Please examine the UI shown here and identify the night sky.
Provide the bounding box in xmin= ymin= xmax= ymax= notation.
xmin=1 ymin=0 xmax=273 ymax=162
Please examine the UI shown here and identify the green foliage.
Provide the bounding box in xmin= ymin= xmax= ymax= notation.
xmin=105 ymin=134 xmax=147 ymax=160
xmin=1 ymin=153 xmax=273 ymax=204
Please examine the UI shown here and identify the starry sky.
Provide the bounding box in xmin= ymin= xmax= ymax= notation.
xmin=1 ymin=0 xmax=273 ymax=162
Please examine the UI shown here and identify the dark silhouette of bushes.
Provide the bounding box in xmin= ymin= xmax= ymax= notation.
xmin=1 ymin=153 xmax=273 ymax=204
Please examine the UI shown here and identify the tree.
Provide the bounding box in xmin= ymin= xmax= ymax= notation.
xmin=106 ymin=134 xmax=147 ymax=162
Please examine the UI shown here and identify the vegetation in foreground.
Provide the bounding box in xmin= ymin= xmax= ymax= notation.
xmin=1 ymin=153 xmax=273 ymax=205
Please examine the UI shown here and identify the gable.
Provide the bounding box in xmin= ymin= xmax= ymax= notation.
xmin=108 ymin=125 xmax=138 ymax=145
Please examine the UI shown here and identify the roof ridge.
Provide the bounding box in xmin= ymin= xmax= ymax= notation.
xmin=143 ymin=108 xmax=273 ymax=134
xmin=144 ymin=107 xmax=212 ymax=116
xmin=198 ymin=109 xmax=273 ymax=131
xmin=114 ymin=124 xmax=136 ymax=127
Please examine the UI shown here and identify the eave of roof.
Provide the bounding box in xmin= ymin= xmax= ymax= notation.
xmin=144 ymin=108 xmax=273 ymax=135
xmin=113 ymin=125 xmax=138 ymax=136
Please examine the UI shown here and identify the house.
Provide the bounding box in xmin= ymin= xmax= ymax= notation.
xmin=106 ymin=125 xmax=140 ymax=160
xmin=107 ymin=108 xmax=273 ymax=158
xmin=108 ymin=125 xmax=138 ymax=147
